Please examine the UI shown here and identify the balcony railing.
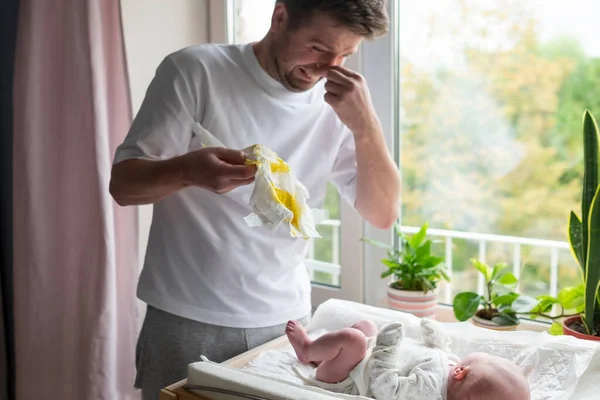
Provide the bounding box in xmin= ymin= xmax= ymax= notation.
xmin=307 ymin=222 xmax=571 ymax=302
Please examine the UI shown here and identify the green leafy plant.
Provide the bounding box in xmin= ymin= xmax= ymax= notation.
xmin=453 ymin=258 xmax=521 ymax=326
xmin=565 ymin=110 xmax=600 ymax=337
xmin=512 ymin=284 xmax=584 ymax=335
xmin=454 ymin=258 xmax=585 ymax=330
xmin=362 ymin=222 xmax=450 ymax=292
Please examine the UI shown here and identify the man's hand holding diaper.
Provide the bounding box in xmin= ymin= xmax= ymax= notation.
xmin=191 ymin=122 xmax=326 ymax=239
xmin=180 ymin=147 xmax=256 ymax=194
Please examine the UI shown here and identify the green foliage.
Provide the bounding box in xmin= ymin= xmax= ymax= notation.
xmin=453 ymin=258 xmax=583 ymax=329
xmin=569 ymin=212 xmax=583 ymax=268
xmin=453 ymin=292 xmax=482 ymax=321
xmin=568 ymin=110 xmax=600 ymax=336
xmin=452 ymin=258 xmax=521 ymax=326
xmin=549 ymin=323 xmax=564 ymax=335
xmin=492 ymin=309 xmax=520 ymax=326
xmin=362 ymin=222 xmax=450 ymax=292
xmin=313 ymin=183 xmax=340 ymax=266
xmin=557 ymin=284 xmax=585 ymax=312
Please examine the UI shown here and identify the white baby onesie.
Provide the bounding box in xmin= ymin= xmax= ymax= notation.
xmin=293 ymin=320 xmax=458 ymax=399
xmin=367 ymin=319 xmax=459 ymax=400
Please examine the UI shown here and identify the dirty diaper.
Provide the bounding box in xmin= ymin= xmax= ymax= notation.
xmin=192 ymin=122 xmax=327 ymax=238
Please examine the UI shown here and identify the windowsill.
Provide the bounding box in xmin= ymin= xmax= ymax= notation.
xmin=434 ymin=304 xmax=551 ymax=333
xmin=374 ymin=298 xmax=552 ymax=333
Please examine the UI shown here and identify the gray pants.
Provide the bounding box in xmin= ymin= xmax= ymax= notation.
xmin=135 ymin=305 xmax=309 ymax=400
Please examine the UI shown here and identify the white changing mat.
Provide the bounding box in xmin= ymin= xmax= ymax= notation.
xmin=240 ymin=299 xmax=600 ymax=400
xmin=187 ymin=359 xmax=373 ymax=400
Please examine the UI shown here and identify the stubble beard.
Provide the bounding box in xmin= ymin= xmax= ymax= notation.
xmin=270 ymin=41 xmax=315 ymax=93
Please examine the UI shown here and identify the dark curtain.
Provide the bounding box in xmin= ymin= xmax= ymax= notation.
xmin=0 ymin=1 xmax=19 ymax=399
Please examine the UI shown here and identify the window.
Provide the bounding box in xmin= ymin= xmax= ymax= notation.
xmin=231 ymin=0 xmax=274 ymax=44
xmin=396 ymin=0 xmax=600 ymax=305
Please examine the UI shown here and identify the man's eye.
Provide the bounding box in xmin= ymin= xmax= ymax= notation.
xmin=312 ymin=46 xmax=325 ymax=52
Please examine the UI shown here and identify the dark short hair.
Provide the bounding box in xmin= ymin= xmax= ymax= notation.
xmin=276 ymin=0 xmax=389 ymax=39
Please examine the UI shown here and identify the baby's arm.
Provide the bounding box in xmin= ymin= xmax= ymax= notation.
xmin=420 ymin=319 xmax=451 ymax=351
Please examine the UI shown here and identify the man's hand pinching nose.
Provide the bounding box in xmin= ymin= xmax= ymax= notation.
xmin=324 ymin=66 xmax=379 ymax=136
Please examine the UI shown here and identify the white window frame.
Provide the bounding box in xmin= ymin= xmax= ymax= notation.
xmin=210 ymin=0 xmax=378 ymax=307
xmin=358 ymin=0 xmax=398 ymax=308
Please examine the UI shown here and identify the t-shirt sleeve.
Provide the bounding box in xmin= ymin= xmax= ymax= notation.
xmin=113 ymin=56 xmax=199 ymax=164
xmin=329 ymin=127 xmax=358 ymax=207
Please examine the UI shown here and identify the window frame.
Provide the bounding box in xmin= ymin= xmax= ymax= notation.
xmin=358 ymin=0 xmax=398 ymax=308
xmin=207 ymin=0 xmax=231 ymax=43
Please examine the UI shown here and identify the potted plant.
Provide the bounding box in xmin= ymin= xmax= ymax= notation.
xmin=452 ymin=258 xmax=522 ymax=331
xmin=512 ymin=284 xmax=585 ymax=336
xmin=556 ymin=110 xmax=600 ymax=340
xmin=454 ymin=258 xmax=589 ymax=334
xmin=363 ymin=222 xmax=449 ymax=318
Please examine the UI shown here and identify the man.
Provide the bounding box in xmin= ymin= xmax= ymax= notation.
xmin=110 ymin=0 xmax=400 ymax=398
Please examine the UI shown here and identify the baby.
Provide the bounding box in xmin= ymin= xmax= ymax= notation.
xmin=285 ymin=319 xmax=530 ymax=400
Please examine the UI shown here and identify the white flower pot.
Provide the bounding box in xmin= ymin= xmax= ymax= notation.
xmin=387 ymin=286 xmax=439 ymax=319
xmin=471 ymin=315 xmax=519 ymax=331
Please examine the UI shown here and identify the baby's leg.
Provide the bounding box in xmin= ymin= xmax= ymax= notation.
xmin=314 ymin=328 xmax=368 ymax=383
xmin=286 ymin=321 xmax=368 ymax=383
xmin=351 ymin=319 xmax=378 ymax=337
xmin=314 ymin=320 xmax=377 ymax=368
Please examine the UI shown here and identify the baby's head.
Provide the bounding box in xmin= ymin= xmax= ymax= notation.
xmin=446 ymin=352 xmax=530 ymax=400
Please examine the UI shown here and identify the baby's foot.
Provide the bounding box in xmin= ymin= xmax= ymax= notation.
xmin=376 ymin=322 xmax=405 ymax=348
xmin=285 ymin=320 xmax=311 ymax=364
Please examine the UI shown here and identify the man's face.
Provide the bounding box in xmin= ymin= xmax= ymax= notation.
xmin=269 ymin=5 xmax=364 ymax=92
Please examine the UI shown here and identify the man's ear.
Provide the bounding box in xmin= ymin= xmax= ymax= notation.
xmin=270 ymin=3 xmax=288 ymax=34
xmin=453 ymin=365 xmax=470 ymax=380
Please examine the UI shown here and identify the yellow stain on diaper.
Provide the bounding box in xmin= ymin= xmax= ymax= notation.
xmin=270 ymin=184 xmax=302 ymax=230
xmin=245 ymin=159 xmax=259 ymax=168
xmin=270 ymin=157 xmax=290 ymax=173
xmin=245 ymin=157 xmax=290 ymax=174
xmin=245 ymin=144 xmax=302 ymax=233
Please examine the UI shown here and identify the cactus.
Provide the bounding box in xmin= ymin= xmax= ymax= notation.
xmin=569 ymin=110 xmax=600 ymax=335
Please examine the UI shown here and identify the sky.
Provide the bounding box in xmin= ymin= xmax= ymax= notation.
xmin=399 ymin=0 xmax=600 ymax=69
xmin=536 ymin=0 xmax=600 ymax=56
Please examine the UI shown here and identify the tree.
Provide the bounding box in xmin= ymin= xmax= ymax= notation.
xmin=399 ymin=0 xmax=593 ymax=294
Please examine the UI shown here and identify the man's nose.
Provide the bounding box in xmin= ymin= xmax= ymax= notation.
xmin=313 ymin=56 xmax=346 ymax=77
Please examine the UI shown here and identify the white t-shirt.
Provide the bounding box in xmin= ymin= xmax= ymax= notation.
xmin=113 ymin=43 xmax=358 ymax=328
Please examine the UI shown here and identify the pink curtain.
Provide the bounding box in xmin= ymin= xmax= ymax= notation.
xmin=13 ymin=1 xmax=139 ymax=399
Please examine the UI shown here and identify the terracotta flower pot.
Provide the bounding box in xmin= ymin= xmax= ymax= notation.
xmin=470 ymin=315 xmax=519 ymax=331
xmin=387 ymin=286 xmax=438 ymax=319
xmin=562 ymin=316 xmax=600 ymax=341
